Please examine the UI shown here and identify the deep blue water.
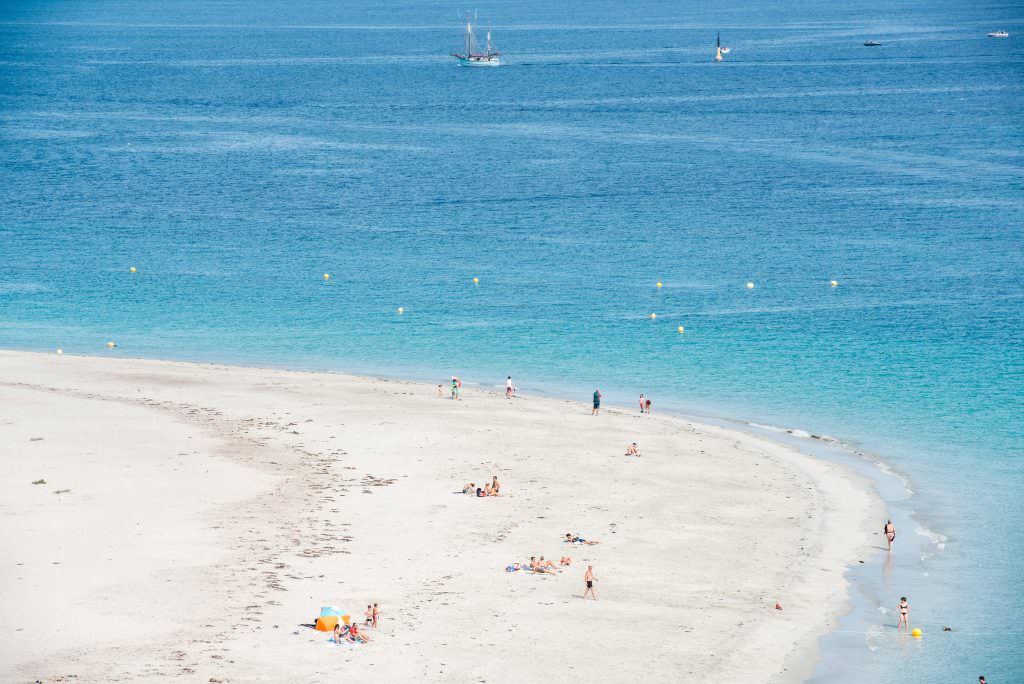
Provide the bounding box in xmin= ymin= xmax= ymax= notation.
xmin=1 ymin=0 xmax=1022 ymax=680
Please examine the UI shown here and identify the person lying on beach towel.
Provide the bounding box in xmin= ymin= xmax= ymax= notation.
xmin=565 ymin=533 xmax=599 ymax=545
xmin=348 ymin=623 xmax=370 ymax=643
xmin=560 ymin=556 xmax=572 ymax=566
xmin=529 ymin=556 xmax=558 ymax=574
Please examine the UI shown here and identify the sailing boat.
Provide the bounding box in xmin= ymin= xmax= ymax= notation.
xmin=715 ymin=33 xmax=724 ymax=62
xmin=451 ymin=14 xmax=500 ymax=66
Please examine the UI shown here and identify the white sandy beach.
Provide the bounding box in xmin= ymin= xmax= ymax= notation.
xmin=0 ymin=350 xmax=882 ymax=683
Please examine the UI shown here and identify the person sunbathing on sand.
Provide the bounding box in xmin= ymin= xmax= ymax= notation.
xmin=463 ymin=482 xmax=475 ymax=494
xmin=330 ymin=623 xmax=349 ymax=644
xmin=529 ymin=556 xmax=557 ymax=574
xmin=538 ymin=556 xmax=558 ymax=569
xmin=348 ymin=623 xmax=369 ymax=643
xmin=484 ymin=484 xmax=494 ymax=496
xmin=560 ymin=556 xmax=572 ymax=565
xmin=492 ymin=475 xmax=501 ymax=494
xmin=625 ymin=442 xmax=640 ymax=456
xmin=476 ymin=486 xmax=486 ymax=497
xmin=565 ymin=533 xmax=599 ymax=545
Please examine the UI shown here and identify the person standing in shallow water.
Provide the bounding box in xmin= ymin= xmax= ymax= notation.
xmin=592 ymin=389 xmax=602 ymax=415
xmin=884 ymin=519 xmax=896 ymax=551
xmin=897 ymin=596 xmax=910 ymax=631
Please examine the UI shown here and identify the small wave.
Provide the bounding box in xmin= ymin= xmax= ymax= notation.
xmin=747 ymin=421 xmax=837 ymax=442
xmin=915 ymin=525 xmax=949 ymax=547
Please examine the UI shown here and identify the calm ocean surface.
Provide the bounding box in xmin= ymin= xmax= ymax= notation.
xmin=2 ymin=0 xmax=1022 ymax=680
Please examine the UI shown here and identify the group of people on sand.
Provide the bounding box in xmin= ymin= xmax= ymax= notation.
xmin=329 ymin=603 xmax=380 ymax=645
xmin=463 ymin=475 xmax=501 ymax=497
xmin=638 ymin=393 xmax=652 ymax=414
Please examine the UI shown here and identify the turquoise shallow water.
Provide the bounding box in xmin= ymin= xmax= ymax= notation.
xmin=1 ymin=0 xmax=1022 ymax=679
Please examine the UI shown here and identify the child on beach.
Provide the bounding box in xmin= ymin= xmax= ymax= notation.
xmin=897 ymin=597 xmax=910 ymax=631
xmin=372 ymin=603 xmax=380 ymax=628
xmin=437 ymin=384 xmax=443 ymax=398
xmin=592 ymin=389 xmax=602 ymax=415
xmin=506 ymin=376 xmax=516 ymax=398
xmin=639 ymin=393 xmax=645 ymax=413
xmin=645 ymin=398 xmax=652 ymax=414
xmin=364 ymin=605 xmax=373 ymax=626
xmin=625 ymin=442 xmax=640 ymax=456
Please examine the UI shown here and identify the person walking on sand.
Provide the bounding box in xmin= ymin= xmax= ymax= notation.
xmin=506 ymin=376 xmax=515 ymax=398
xmin=583 ymin=565 xmax=597 ymax=600
xmin=645 ymin=397 xmax=652 ymax=414
xmin=639 ymin=393 xmax=645 ymax=413
xmin=897 ymin=596 xmax=910 ymax=631
xmin=592 ymin=389 xmax=602 ymax=415
xmin=451 ymin=376 xmax=461 ymax=401
xmin=884 ymin=519 xmax=896 ymax=551
xmin=372 ymin=603 xmax=380 ymax=628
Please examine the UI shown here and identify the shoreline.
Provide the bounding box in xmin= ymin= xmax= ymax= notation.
xmin=0 ymin=350 xmax=885 ymax=682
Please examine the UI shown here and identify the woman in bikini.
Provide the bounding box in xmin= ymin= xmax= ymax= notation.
xmin=897 ymin=596 xmax=910 ymax=631
xmin=491 ymin=475 xmax=500 ymax=495
xmin=884 ymin=520 xmax=896 ymax=551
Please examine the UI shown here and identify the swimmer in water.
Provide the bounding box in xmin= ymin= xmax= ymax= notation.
xmin=897 ymin=596 xmax=910 ymax=631
xmin=884 ymin=519 xmax=896 ymax=551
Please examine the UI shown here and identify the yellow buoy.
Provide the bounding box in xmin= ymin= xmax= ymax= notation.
xmin=650 ymin=313 xmax=657 ymax=319
xmin=677 ymin=326 xmax=685 ymax=333
xmin=129 ymin=266 xmax=137 ymax=274
xmin=746 ymin=282 xmax=755 ymax=289
xmin=397 ymin=307 xmax=404 ymax=314
xmin=323 ymin=273 xmax=330 ymax=281
xmin=473 ymin=277 xmax=480 ymax=284
xmin=106 ymin=341 xmax=116 ymax=348
xmin=656 ymin=281 xmax=663 ymax=288
xmin=830 ymin=280 xmax=839 ymax=287
xmin=56 ymin=347 xmax=63 ymax=355
xmin=911 ymin=628 xmax=922 ymax=638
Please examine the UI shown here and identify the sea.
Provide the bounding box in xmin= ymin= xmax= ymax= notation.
xmin=1 ymin=0 xmax=1021 ymax=680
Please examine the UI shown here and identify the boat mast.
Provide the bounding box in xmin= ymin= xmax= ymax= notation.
xmin=466 ymin=17 xmax=474 ymax=56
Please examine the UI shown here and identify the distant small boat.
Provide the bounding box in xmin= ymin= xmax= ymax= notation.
xmin=451 ymin=14 xmax=500 ymax=66
xmin=864 ymin=40 xmax=882 ymax=46
xmin=720 ymin=46 xmax=731 ymax=54
xmin=987 ymin=31 xmax=1009 ymax=38
xmin=715 ymin=32 xmax=725 ymax=62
